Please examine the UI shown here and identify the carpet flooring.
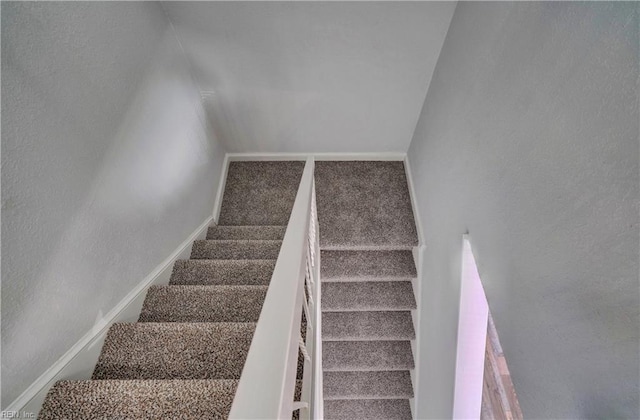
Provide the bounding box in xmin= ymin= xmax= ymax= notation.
xmin=39 ymin=162 xmax=304 ymax=419
xmin=218 ymin=161 xmax=305 ymax=226
xmin=315 ymin=161 xmax=418 ymax=249
xmin=317 ymin=161 xmax=418 ymax=419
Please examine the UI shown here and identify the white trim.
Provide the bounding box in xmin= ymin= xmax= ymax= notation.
xmin=403 ymin=156 xmax=425 ymax=245
xmin=7 ymin=216 xmax=213 ymax=415
xmin=226 ymin=152 xmax=406 ymax=161
xmin=410 ymin=244 xmax=425 ymax=419
xmin=212 ymin=153 xmax=230 ymax=224
xmin=404 ymin=156 xmax=425 ymax=418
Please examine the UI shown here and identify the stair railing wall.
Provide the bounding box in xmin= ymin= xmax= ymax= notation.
xmin=229 ymin=157 xmax=322 ymax=419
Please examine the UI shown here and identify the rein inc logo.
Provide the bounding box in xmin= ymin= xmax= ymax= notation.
xmin=1 ymin=412 xmax=35 ymax=419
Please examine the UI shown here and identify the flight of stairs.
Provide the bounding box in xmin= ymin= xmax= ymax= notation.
xmin=315 ymin=161 xmax=419 ymax=420
xmin=39 ymin=161 xmax=306 ymax=419
xmin=321 ymin=251 xmax=417 ymax=419
xmin=38 ymin=159 xmax=418 ymax=419
xmin=39 ymin=225 xmax=285 ymax=419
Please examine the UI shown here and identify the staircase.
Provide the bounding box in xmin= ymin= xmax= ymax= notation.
xmin=38 ymin=159 xmax=418 ymax=419
xmin=315 ymin=161 xmax=419 ymax=420
xmin=39 ymin=161 xmax=305 ymax=419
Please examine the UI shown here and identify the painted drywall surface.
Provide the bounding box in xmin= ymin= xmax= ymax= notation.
xmin=1 ymin=2 xmax=226 ymax=407
xmin=408 ymin=2 xmax=639 ymax=418
xmin=162 ymin=2 xmax=456 ymax=153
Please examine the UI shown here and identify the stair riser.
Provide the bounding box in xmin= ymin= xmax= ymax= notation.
xmin=323 ymin=341 xmax=414 ymax=371
xmin=322 ymin=311 xmax=416 ymax=341
xmin=321 ymin=250 xmax=417 ymax=280
xmin=139 ymin=286 xmax=267 ymax=323
xmin=207 ymin=226 xmax=286 ymax=240
xmin=322 ymin=281 xmax=416 ymax=312
xmin=191 ymin=240 xmax=282 ymax=260
xmin=170 ymin=260 xmax=275 ymax=286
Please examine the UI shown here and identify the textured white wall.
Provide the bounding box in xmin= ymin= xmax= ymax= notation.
xmin=1 ymin=2 xmax=226 ymax=407
xmin=408 ymin=2 xmax=639 ymax=418
xmin=163 ymin=2 xmax=456 ymax=153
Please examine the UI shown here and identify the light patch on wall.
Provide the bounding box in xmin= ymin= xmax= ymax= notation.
xmin=94 ymin=37 xmax=212 ymax=220
xmin=453 ymin=236 xmax=489 ymax=419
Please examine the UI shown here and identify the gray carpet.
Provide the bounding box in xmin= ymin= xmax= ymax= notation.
xmin=92 ymin=323 xmax=255 ymax=380
xmin=321 ymin=250 xmax=417 ymax=280
xmin=218 ymin=161 xmax=305 ymax=226
xmin=323 ymin=341 xmax=414 ymax=371
xmin=325 ymin=399 xmax=413 ymax=419
xmin=191 ymin=239 xmax=282 ymax=260
xmin=315 ymin=161 xmax=418 ymax=249
xmin=322 ymin=281 xmax=416 ymax=311
xmin=322 ymin=311 xmax=416 ymax=341
xmin=39 ymin=161 xmax=304 ymax=419
xmin=318 ymin=161 xmax=418 ymax=419
xmin=138 ymin=285 xmax=267 ymax=323
xmin=170 ymin=259 xmax=276 ymax=286
xmin=323 ymin=371 xmax=414 ymax=399
xmin=39 ymin=380 xmax=238 ymax=420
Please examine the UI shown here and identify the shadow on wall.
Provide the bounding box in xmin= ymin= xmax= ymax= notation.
xmin=1 ymin=16 xmax=223 ymax=407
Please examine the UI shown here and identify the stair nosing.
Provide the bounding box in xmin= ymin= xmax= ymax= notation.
xmin=322 ymin=307 xmax=416 ymax=312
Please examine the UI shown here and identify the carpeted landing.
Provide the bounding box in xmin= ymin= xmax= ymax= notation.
xmin=39 ymin=161 xmax=305 ymax=419
xmin=316 ymin=161 xmax=419 ymax=420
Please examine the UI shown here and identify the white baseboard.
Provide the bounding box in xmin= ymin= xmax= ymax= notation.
xmin=212 ymin=153 xmax=230 ymax=223
xmin=403 ymin=156 xmax=425 ymax=246
xmin=8 ymin=216 xmax=213 ymax=416
xmin=226 ymin=152 xmax=406 ymax=161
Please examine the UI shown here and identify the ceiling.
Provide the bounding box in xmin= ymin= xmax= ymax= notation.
xmin=162 ymin=1 xmax=457 ymax=153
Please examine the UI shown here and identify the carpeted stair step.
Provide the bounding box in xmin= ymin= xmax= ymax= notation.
xmin=39 ymin=379 xmax=237 ymax=419
xmin=322 ymin=311 xmax=415 ymax=341
xmin=92 ymin=323 xmax=255 ymax=380
xmin=207 ymin=225 xmax=286 ymax=240
xmin=321 ymin=250 xmax=416 ymax=281
xmin=218 ymin=161 xmax=305 ymax=226
xmin=323 ymin=371 xmax=413 ymax=400
xmin=139 ymin=285 xmax=267 ymax=322
xmin=322 ymin=282 xmax=416 ymax=312
xmin=314 ymin=161 xmax=418 ymax=249
xmin=323 ymin=341 xmax=414 ymax=371
xmin=191 ymin=240 xmax=282 ymax=260
xmin=170 ymin=259 xmax=275 ymax=286
xmin=324 ymin=399 xmax=412 ymax=420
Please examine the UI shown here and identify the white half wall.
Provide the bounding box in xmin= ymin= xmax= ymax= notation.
xmin=408 ymin=2 xmax=638 ymax=418
xmin=162 ymin=1 xmax=456 ymax=153
xmin=452 ymin=237 xmax=488 ymax=420
xmin=1 ymin=2 xmax=226 ymax=408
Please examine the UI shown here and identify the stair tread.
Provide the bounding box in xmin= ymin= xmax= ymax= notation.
xmin=323 ymin=341 xmax=414 ymax=371
xmin=39 ymin=379 xmax=237 ymax=420
xmin=324 ymin=399 xmax=412 ymax=420
xmin=191 ymin=239 xmax=282 ymax=260
xmin=170 ymin=259 xmax=275 ymax=286
xmin=218 ymin=161 xmax=305 ymax=226
xmin=322 ymin=282 xmax=416 ymax=311
xmin=207 ymin=225 xmax=286 ymax=240
xmin=323 ymin=371 xmax=413 ymax=399
xmin=322 ymin=311 xmax=415 ymax=341
xmin=93 ymin=323 xmax=255 ymax=380
xmin=139 ymin=285 xmax=267 ymax=322
xmin=321 ymin=250 xmax=416 ymax=280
